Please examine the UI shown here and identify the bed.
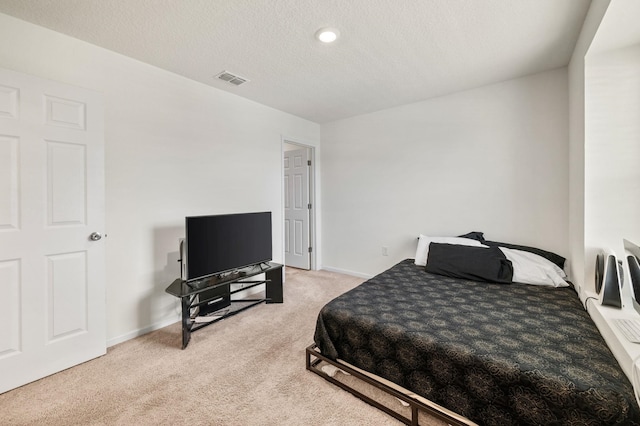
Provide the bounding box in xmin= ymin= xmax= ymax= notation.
xmin=308 ymin=236 xmax=640 ymax=425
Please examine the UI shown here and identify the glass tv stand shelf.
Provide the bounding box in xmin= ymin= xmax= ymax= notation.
xmin=165 ymin=262 xmax=283 ymax=349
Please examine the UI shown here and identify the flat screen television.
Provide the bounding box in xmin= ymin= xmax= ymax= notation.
xmin=185 ymin=212 xmax=272 ymax=282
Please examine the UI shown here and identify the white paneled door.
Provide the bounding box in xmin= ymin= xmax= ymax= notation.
xmin=0 ymin=68 xmax=105 ymax=394
xmin=284 ymin=148 xmax=310 ymax=269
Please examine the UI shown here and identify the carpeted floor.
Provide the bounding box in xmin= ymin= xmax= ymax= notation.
xmin=0 ymin=267 xmax=448 ymax=425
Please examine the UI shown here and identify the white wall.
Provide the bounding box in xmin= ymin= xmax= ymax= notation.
xmin=584 ymin=44 xmax=640 ymax=291
xmin=0 ymin=13 xmax=320 ymax=344
xmin=566 ymin=0 xmax=640 ymax=381
xmin=321 ymin=69 xmax=569 ymax=276
xmin=568 ymin=0 xmax=611 ymax=297
xmin=567 ymin=0 xmax=640 ymax=297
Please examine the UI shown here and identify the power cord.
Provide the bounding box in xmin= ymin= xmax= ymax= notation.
xmin=632 ymin=353 xmax=640 ymax=409
xmin=583 ymin=296 xmax=598 ymax=312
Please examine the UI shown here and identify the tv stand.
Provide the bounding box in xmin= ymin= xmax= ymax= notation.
xmin=166 ymin=262 xmax=283 ymax=349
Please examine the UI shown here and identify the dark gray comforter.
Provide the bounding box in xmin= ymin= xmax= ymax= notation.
xmin=314 ymin=259 xmax=640 ymax=425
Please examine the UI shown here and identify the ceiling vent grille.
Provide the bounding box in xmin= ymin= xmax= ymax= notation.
xmin=215 ymin=71 xmax=249 ymax=86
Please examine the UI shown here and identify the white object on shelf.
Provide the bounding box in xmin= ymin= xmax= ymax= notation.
xmin=613 ymin=318 xmax=640 ymax=343
xmin=586 ymin=293 xmax=640 ymax=382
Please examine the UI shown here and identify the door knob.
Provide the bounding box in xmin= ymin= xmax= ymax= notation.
xmin=89 ymin=232 xmax=102 ymax=241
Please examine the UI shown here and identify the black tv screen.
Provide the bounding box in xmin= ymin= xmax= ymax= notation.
xmin=186 ymin=212 xmax=272 ymax=281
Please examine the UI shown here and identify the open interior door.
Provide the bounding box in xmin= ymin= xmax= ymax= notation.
xmin=0 ymin=68 xmax=106 ymax=393
xmin=284 ymin=148 xmax=310 ymax=270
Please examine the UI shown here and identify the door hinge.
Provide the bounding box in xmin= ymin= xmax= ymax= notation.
xmin=308 ymin=247 xmax=313 ymax=253
xmin=308 ymin=203 xmax=312 ymax=209
xmin=307 ymin=160 xmax=311 ymax=166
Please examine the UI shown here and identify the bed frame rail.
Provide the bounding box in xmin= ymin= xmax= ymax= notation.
xmin=305 ymin=344 xmax=474 ymax=426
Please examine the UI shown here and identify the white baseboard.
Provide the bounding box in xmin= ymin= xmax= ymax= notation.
xmin=321 ymin=265 xmax=373 ymax=279
xmin=107 ymin=315 xmax=179 ymax=348
xmin=106 ymin=284 xmax=267 ymax=348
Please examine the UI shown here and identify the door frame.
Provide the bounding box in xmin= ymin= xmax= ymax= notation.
xmin=281 ymin=137 xmax=317 ymax=271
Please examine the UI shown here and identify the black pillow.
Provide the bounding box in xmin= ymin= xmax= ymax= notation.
xmin=484 ymin=240 xmax=565 ymax=269
xmin=425 ymin=243 xmax=513 ymax=284
xmin=457 ymin=231 xmax=485 ymax=243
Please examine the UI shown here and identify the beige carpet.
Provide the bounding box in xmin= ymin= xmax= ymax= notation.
xmin=0 ymin=267 xmax=448 ymax=426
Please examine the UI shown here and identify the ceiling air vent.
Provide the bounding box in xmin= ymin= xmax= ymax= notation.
xmin=215 ymin=71 xmax=249 ymax=86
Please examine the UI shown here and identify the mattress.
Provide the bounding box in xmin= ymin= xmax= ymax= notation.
xmin=314 ymin=259 xmax=640 ymax=425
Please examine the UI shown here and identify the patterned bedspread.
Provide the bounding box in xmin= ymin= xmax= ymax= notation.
xmin=314 ymin=259 xmax=640 ymax=425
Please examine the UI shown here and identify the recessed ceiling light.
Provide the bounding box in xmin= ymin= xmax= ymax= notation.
xmin=316 ymin=28 xmax=340 ymax=43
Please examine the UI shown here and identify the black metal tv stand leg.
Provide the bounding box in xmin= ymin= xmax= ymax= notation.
xmin=181 ymin=295 xmax=191 ymax=349
xmin=265 ymin=266 xmax=283 ymax=303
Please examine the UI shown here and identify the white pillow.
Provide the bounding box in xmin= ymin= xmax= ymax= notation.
xmin=414 ymin=235 xmax=486 ymax=266
xmin=499 ymin=247 xmax=568 ymax=287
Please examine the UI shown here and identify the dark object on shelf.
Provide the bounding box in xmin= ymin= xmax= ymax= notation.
xmin=166 ymin=262 xmax=283 ymax=349
xmin=624 ymin=239 xmax=640 ymax=315
xmin=197 ymin=283 xmax=231 ymax=316
xmin=596 ymin=249 xmax=623 ymax=308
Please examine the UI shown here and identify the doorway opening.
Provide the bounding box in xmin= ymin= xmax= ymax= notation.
xmin=282 ymin=139 xmax=316 ymax=270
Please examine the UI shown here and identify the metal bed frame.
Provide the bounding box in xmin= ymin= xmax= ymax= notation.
xmin=306 ymin=344 xmax=476 ymax=426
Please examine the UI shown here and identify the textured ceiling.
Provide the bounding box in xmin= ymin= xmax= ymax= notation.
xmin=0 ymin=0 xmax=591 ymax=123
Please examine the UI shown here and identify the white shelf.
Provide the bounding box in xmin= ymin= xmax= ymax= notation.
xmin=585 ymin=290 xmax=640 ymax=381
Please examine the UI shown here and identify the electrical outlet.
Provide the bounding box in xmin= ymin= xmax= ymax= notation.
xmin=382 ymin=246 xmax=388 ymax=256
